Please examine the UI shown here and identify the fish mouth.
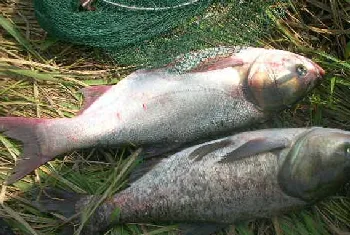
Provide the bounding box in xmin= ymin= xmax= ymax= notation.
xmin=312 ymin=61 xmax=325 ymax=78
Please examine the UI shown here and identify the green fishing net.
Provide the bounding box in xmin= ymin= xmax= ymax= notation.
xmin=34 ymin=0 xmax=284 ymax=67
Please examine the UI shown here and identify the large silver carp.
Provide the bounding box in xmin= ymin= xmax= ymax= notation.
xmin=37 ymin=127 xmax=350 ymax=235
xmin=0 ymin=47 xmax=324 ymax=183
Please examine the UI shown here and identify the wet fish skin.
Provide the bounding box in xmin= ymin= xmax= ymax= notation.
xmin=0 ymin=47 xmax=325 ymax=184
xmin=39 ymin=127 xmax=350 ymax=234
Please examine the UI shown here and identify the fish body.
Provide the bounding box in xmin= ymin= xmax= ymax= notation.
xmin=39 ymin=127 xmax=350 ymax=234
xmin=0 ymin=47 xmax=325 ymax=183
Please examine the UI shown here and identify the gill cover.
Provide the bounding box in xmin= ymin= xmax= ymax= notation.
xmin=246 ymin=51 xmax=324 ymax=111
xmin=278 ymin=128 xmax=350 ymax=202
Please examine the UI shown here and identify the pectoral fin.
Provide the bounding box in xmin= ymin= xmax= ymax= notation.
xmin=190 ymin=56 xmax=244 ymax=72
xmin=219 ymin=138 xmax=290 ymax=163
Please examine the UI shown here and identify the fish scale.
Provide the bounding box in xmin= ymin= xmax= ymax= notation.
xmin=166 ymin=46 xmax=241 ymax=73
xmin=0 ymin=47 xmax=324 ymax=184
xmin=38 ymin=127 xmax=350 ymax=235
xmin=110 ymin=131 xmax=303 ymax=224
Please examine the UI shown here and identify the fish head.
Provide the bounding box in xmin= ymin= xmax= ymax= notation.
xmin=278 ymin=128 xmax=350 ymax=202
xmin=246 ymin=49 xmax=325 ymax=111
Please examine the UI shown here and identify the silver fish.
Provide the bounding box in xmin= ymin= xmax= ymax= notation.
xmin=0 ymin=47 xmax=325 ymax=183
xmin=38 ymin=127 xmax=350 ymax=234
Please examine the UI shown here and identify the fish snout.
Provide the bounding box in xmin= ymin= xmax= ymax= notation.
xmin=312 ymin=61 xmax=325 ymax=78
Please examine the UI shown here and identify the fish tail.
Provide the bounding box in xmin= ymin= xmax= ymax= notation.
xmin=35 ymin=188 xmax=109 ymax=235
xmin=0 ymin=117 xmax=70 ymax=184
xmin=34 ymin=188 xmax=84 ymax=235
xmin=34 ymin=188 xmax=83 ymax=218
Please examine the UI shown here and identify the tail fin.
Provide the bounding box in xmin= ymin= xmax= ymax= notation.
xmin=34 ymin=188 xmax=83 ymax=218
xmin=34 ymin=188 xmax=106 ymax=235
xmin=0 ymin=117 xmax=63 ymax=184
xmin=0 ymin=218 xmax=15 ymax=235
xmin=33 ymin=188 xmax=84 ymax=235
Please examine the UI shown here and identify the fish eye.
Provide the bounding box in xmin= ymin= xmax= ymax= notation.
xmin=345 ymin=146 xmax=350 ymax=158
xmin=296 ymin=64 xmax=308 ymax=77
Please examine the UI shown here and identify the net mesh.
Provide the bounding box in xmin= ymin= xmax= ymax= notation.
xmin=34 ymin=0 xmax=284 ymax=67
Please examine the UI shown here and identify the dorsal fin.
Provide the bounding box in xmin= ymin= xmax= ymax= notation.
xmin=190 ymin=56 xmax=244 ymax=73
xmin=78 ymin=85 xmax=111 ymax=114
xmin=128 ymin=157 xmax=165 ymax=183
xmin=165 ymin=47 xmax=246 ymax=74
xmin=219 ymin=137 xmax=290 ymax=163
xmin=189 ymin=139 xmax=232 ymax=161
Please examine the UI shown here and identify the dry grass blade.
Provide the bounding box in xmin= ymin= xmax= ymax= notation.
xmin=269 ymin=0 xmax=350 ymax=59
xmin=39 ymin=165 xmax=87 ymax=194
xmin=76 ymin=148 xmax=142 ymax=235
xmin=0 ymin=15 xmax=44 ymax=62
xmin=1 ymin=204 xmax=39 ymax=235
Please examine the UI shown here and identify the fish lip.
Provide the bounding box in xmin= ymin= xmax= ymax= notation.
xmin=312 ymin=61 xmax=325 ymax=78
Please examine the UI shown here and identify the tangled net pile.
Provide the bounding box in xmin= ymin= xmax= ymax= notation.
xmin=34 ymin=0 xmax=284 ymax=66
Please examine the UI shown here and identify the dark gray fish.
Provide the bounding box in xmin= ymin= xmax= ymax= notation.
xmin=0 ymin=47 xmax=325 ymax=184
xmin=37 ymin=127 xmax=350 ymax=234
xmin=0 ymin=218 xmax=15 ymax=235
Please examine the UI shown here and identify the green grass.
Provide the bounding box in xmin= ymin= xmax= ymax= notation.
xmin=0 ymin=0 xmax=350 ymax=234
